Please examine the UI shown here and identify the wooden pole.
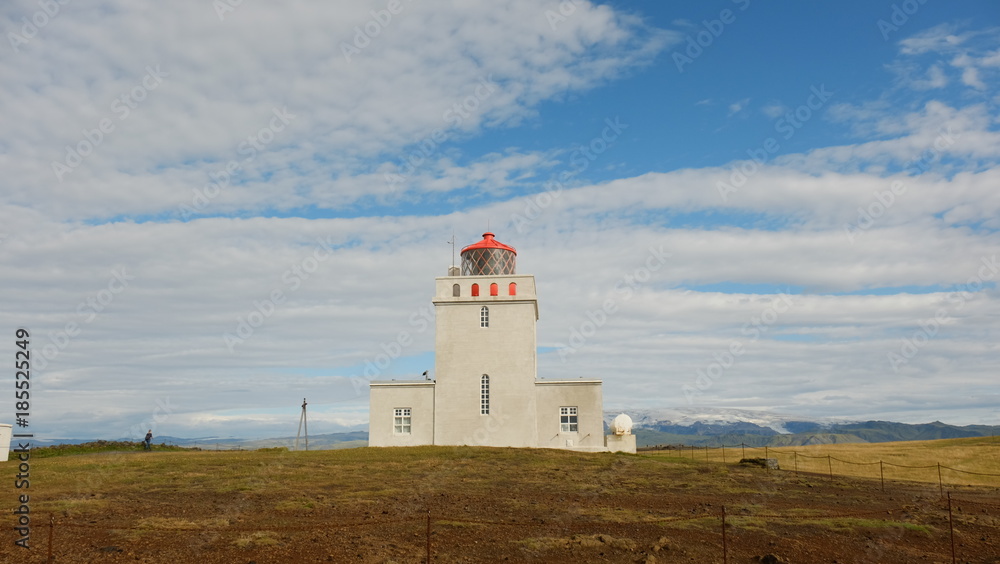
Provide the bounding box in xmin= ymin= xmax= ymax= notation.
xmin=937 ymin=463 xmax=944 ymax=499
xmin=48 ymin=514 xmax=54 ymax=563
xmin=879 ymin=461 xmax=884 ymax=492
xmin=827 ymin=455 xmax=833 ymax=481
xmin=426 ymin=509 xmax=432 ymax=563
xmin=721 ymin=444 xmax=726 ymax=464
xmin=721 ymin=505 xmax=728 ymax=564
xmin=947 ymin=492 xmax=956 ymax=564
xmin=793 ymin=451 xmax=798 ymax=477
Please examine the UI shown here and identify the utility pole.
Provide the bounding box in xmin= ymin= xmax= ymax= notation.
xmin=295 ymin=398 xmax=308 ymax=451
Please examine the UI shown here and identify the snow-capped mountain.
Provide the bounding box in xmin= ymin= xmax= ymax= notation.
xmin=605 ymin=407 xmax=852 ymax=435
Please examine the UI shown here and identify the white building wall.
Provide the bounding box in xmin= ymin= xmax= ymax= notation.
xmin=367 ymin=264 xmax=612 ymax=453
xmin=432 ymin=274 xmax=539 ymax=447
xmin=368 ymin=382 xmax=435 ymax=447
xmin=535 ymin=380 xmax=605 ymax=452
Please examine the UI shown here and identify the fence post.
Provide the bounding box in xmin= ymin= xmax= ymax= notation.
xmin=48 ymin=514 xmax=54 ymax=564
xmin=721 ymin=444 xmax=726 ymax=464
xmin=937 ymin=463 xmax=944 ymax=499
xmin=741 ymin=443 xmax=745 ymax=459
xmin=705 ymin=445 xmax=709 ymax=461
xmin=827 ymin=455 xmax=833 ymax=481
xmin=947 ymin=492 xmax=956 ymax=564
xmin=721 ymin=505 xmax=728 ymax=564
xmin=793 ymin=451 xmax=798 ymax=477
xmin=764 ymin=446 xmax=769 ymax=473
xmin=426 ymin=509 xmax=432 ymax=564
xmin=879 ymin=461 xmax=884 ymax=492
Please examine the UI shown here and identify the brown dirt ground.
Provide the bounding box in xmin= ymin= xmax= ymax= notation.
xmin=1 ymin=446 xmax=997 ymax=563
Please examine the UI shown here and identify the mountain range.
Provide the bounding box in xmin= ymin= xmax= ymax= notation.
xmin=25 ymin=409 xmax=1000 ymax=450
xmin=619 ymin=408 xmax=1000 ymax=447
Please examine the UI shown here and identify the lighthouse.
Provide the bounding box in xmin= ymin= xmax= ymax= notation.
xmin=368 ymin=232 xmax=628 ymax=452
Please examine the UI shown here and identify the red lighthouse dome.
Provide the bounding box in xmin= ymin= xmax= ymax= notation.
xmin=460 ymin=232 xmax=516 ymax=275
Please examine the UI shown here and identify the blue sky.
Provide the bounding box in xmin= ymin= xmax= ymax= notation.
xmin=1 ymin=0 xmax=998 ymax=439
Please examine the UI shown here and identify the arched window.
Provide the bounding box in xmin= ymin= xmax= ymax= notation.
xmin=480 ymin=306 xmax=489 ymax=328
xmin=471 ymin=283 xmax=480 ymax=297
xmin=508 ymin=282 xmax=517 ymax=296
xmin=452 ymin=283 xmax=460 ymax=297
xmin=490 ymin=283 xmax=498 ymax=296
xmin=480 ymin=375 xmax=490 ymax=415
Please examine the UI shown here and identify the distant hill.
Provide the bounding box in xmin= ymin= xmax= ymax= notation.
xmin=622 ymin=411 xmax=1000 ymax=448
xmin=29 ymin=432 xmax=369 ymax=451
xmin=24 ymin=409 xmax=1000 ymax=451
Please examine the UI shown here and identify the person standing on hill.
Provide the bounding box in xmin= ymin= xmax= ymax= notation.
xmin=144 ymin=430 xmax=153 ymax=451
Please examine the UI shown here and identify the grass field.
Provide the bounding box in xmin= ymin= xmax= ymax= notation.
xmin=3 ymin=438 xmax=997 ymax=562
xmin=647 ymin=436 xmax=1000 ymax=487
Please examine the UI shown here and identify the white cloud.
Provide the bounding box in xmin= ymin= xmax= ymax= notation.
xmin=0 ymin=0 xmax=674 ymax=222
xmin=2 ymin=6 xmax=999 ymax=438
xmin=727 ymin=98 xmax=750 ymax=116
xmin=761 ymin=103 xmax=787 ymax=119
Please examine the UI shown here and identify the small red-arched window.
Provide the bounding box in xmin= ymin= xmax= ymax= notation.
xmin=471 ymin=283 xmax=479 ymax=297
xmin=508 ymin=282 xmax=517 ymax=296
xmin=490 ymin=283 xmax=498 ymax=296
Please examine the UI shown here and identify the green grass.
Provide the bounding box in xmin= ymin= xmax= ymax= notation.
xmin=32 ymin=441 xmax=193 ymax=458
xmin=643 ymin=436 xmax=1000 ymax=486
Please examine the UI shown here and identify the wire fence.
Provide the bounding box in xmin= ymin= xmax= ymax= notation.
xmin=34 ymin=492 xmax=998 ymax=563
xmin=642 ymin=442 xmax=1000 ymax=492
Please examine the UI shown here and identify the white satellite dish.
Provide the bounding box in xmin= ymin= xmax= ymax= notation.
xmin=611 ymin=413 xmax=633 ymax=436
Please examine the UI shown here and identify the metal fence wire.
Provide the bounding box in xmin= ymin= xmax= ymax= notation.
xmin=37 ymin=492 xmax=995 ymax=564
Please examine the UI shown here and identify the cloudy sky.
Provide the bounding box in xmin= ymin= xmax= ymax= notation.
xmin=2 ymin=1 xmax=998 ymax=440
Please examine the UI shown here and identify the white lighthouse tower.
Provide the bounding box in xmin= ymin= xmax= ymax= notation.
xmin=432 ymin=232 xmax=539 ymax=446
xmin=368 ymin=232 xmax=622 ymax=452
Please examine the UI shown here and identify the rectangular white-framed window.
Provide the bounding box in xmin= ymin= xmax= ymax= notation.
xmin=480 ymin=306 xmax=489 ymax=328
xmin=480 ymin=374 xmax=490 ymax=415
xmin=393 ymin=407 xmax=411 ymax=435
xmin=560 ymin=406 xmax=578 ymax=433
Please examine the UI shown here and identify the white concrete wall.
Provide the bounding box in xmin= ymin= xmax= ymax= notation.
xmin=432 ymin=274 xmax=539 ymax=447
xmin=535 ymin=380 xmax=605 ymax=452
xmin=368 ymin=382 xmax=435 ymax=447
xmin=605 ymin=434 xmax=637 ymax=454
